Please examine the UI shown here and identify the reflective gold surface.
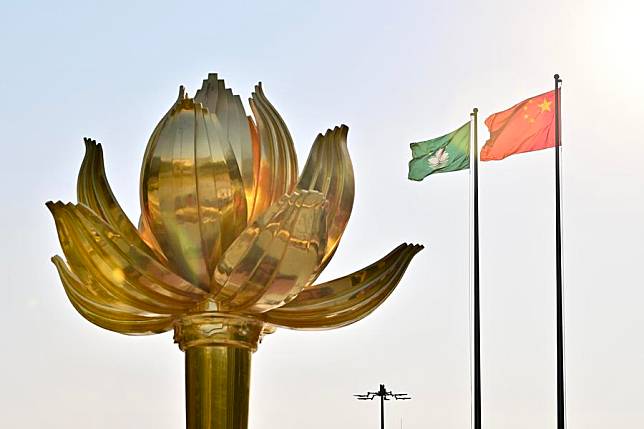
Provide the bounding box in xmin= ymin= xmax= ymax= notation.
xmin=265 ymin=243 xmax=423 ymax=330
xmin=48 ymin=73 xmax=423 ymax=429
xmin=185 ymin=346 xmax=251 ymax=429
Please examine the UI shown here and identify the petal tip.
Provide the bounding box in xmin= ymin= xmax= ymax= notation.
xmin=412 ymin=244 xmax=425 ymax=253
xmin=402 ymin=243 xmax=425 ymax=253
xmin=83 ymin=137 xmax=101 ymax=153
xmin=253 ymin=82 xmax=265 ymax=96
xmin=46 ymin=200 xmax=65 ymax=212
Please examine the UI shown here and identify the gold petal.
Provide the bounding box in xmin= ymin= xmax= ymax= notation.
xmin=213 ymin=191 xmax=327 ymax=313
xmin=297 ymin=125 xmax=354 ymax=273
xmin=263 ymin=244 xmax=423 ymax=330
xmin=53 ymin=256 xmax=175 ymax=335
xmin=138 ymin=214 xmax=164 ymax=256
xmin=77 ymin=138 xmax=166 ymax=261
xmin=194 ymin=74 xmax=257 ymax=213
xmin=248 ymin=83 xmax=298 ymax=222
xmin=140 ymin=92 xmax=247 ymax=289
xmin=47 ymin=202 xmax=205 ymax=316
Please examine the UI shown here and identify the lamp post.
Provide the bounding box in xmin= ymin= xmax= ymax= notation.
xmin=355 ymin=384 xmax=411 ymax=429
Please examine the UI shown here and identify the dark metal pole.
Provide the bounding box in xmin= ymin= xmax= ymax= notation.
xmin=471 ymin=108 xmax=481 ymax=429
xmin=553 ymin=74 xmax=565 ymax=429
xmin=380 ymin=386 xmax=385 ymax=429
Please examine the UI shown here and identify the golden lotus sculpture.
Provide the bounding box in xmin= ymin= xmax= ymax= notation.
xmin=47 ymin=73 xmax=422 ymax=429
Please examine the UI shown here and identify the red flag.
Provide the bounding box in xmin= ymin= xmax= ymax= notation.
xmin=480 ymin=90 xmax=556 ymax=161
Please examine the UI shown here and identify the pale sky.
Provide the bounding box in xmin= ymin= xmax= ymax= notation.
xmin=2 ymin=1 xmax=644 ymax=428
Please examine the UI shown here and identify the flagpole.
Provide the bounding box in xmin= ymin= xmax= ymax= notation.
xmin=470 ymin=107 xmax=481 ymax=429
xmin=553 ymin=74 xmax=566 ymax=429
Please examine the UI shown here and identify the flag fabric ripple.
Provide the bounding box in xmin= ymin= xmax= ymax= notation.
xmin=408 ymin=121 xmax=470 ymax=181
xmin=481 ymin=90 xmax=556 ymax=161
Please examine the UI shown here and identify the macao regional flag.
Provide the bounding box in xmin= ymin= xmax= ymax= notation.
xmin=480 ymin=90 xmax=556 ymax=161
xmin=408 ymin=121 xmax=470 ymax=181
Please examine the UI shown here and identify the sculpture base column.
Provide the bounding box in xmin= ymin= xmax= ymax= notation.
xmin=174 ymin=312 xmax=265 ymax=429
xmin=186 ymin=346 xmax=252 ymax=429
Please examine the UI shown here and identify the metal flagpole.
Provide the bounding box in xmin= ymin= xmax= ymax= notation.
xmin=553 ymin=74 xmax=566 ymax=429
xmin=470 ymin=107 xmax=481 ymax=429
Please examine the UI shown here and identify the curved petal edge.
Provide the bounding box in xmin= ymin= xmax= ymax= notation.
xmin=263 ymin=243 xmax=423 ymax=330
xmin=213 ymin=190 xmax=328 ymax=313
xmin=77 ymin=138 xmax=166 ymax=262
xmin=247 ymin=83 xmax=298 ymax=222
xmin=46 ymin=201 xmax=206 ymax=333
xmin=52 ymin=255 xmax=177 ymax=335
xmin=297 ymin=125 xmax=354 ymax=275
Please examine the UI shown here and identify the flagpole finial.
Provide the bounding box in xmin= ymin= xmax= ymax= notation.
xmin=554 ymin=73 xmax=561 ymax=83
xmin=471 ymin=107 xmax=478 ymax=116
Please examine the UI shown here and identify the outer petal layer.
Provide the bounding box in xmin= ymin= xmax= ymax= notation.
xmin=263 ymin=244 xmax=423 ymax=330
xmin=213 ymin=191 xmax=328 ymax=313
xmin=52 ymin=256 xmax=175 ymax=335
xmin=47 ymin=202 xmax=205 ymax=333
xmin=140 ymin=90 xmax=247 ymax=290
xmin=247 ymin=83 xmax=299 ymax=222
xmin=297 ymin=125 xmax=354 ymax=272
xmin=77 ymin=138 xmax=165 ymax=261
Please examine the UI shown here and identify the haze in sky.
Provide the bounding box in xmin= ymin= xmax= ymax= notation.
xmin=1 ymin=1 xmax=643 ymax=428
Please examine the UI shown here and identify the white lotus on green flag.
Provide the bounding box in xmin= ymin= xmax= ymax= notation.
xmin=408 ymin=121 xmax=470 ymax=181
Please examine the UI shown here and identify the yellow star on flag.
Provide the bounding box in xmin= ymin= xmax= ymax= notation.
xmin=538 ymin=98 xmax=552 ymax=112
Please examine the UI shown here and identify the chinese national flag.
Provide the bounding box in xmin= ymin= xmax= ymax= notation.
xmin=480 ymin=90 xmax=556 ymax=161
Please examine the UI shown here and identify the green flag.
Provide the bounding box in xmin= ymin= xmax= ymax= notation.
xmin=408 ymin=121 xmax=470 ymax=181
